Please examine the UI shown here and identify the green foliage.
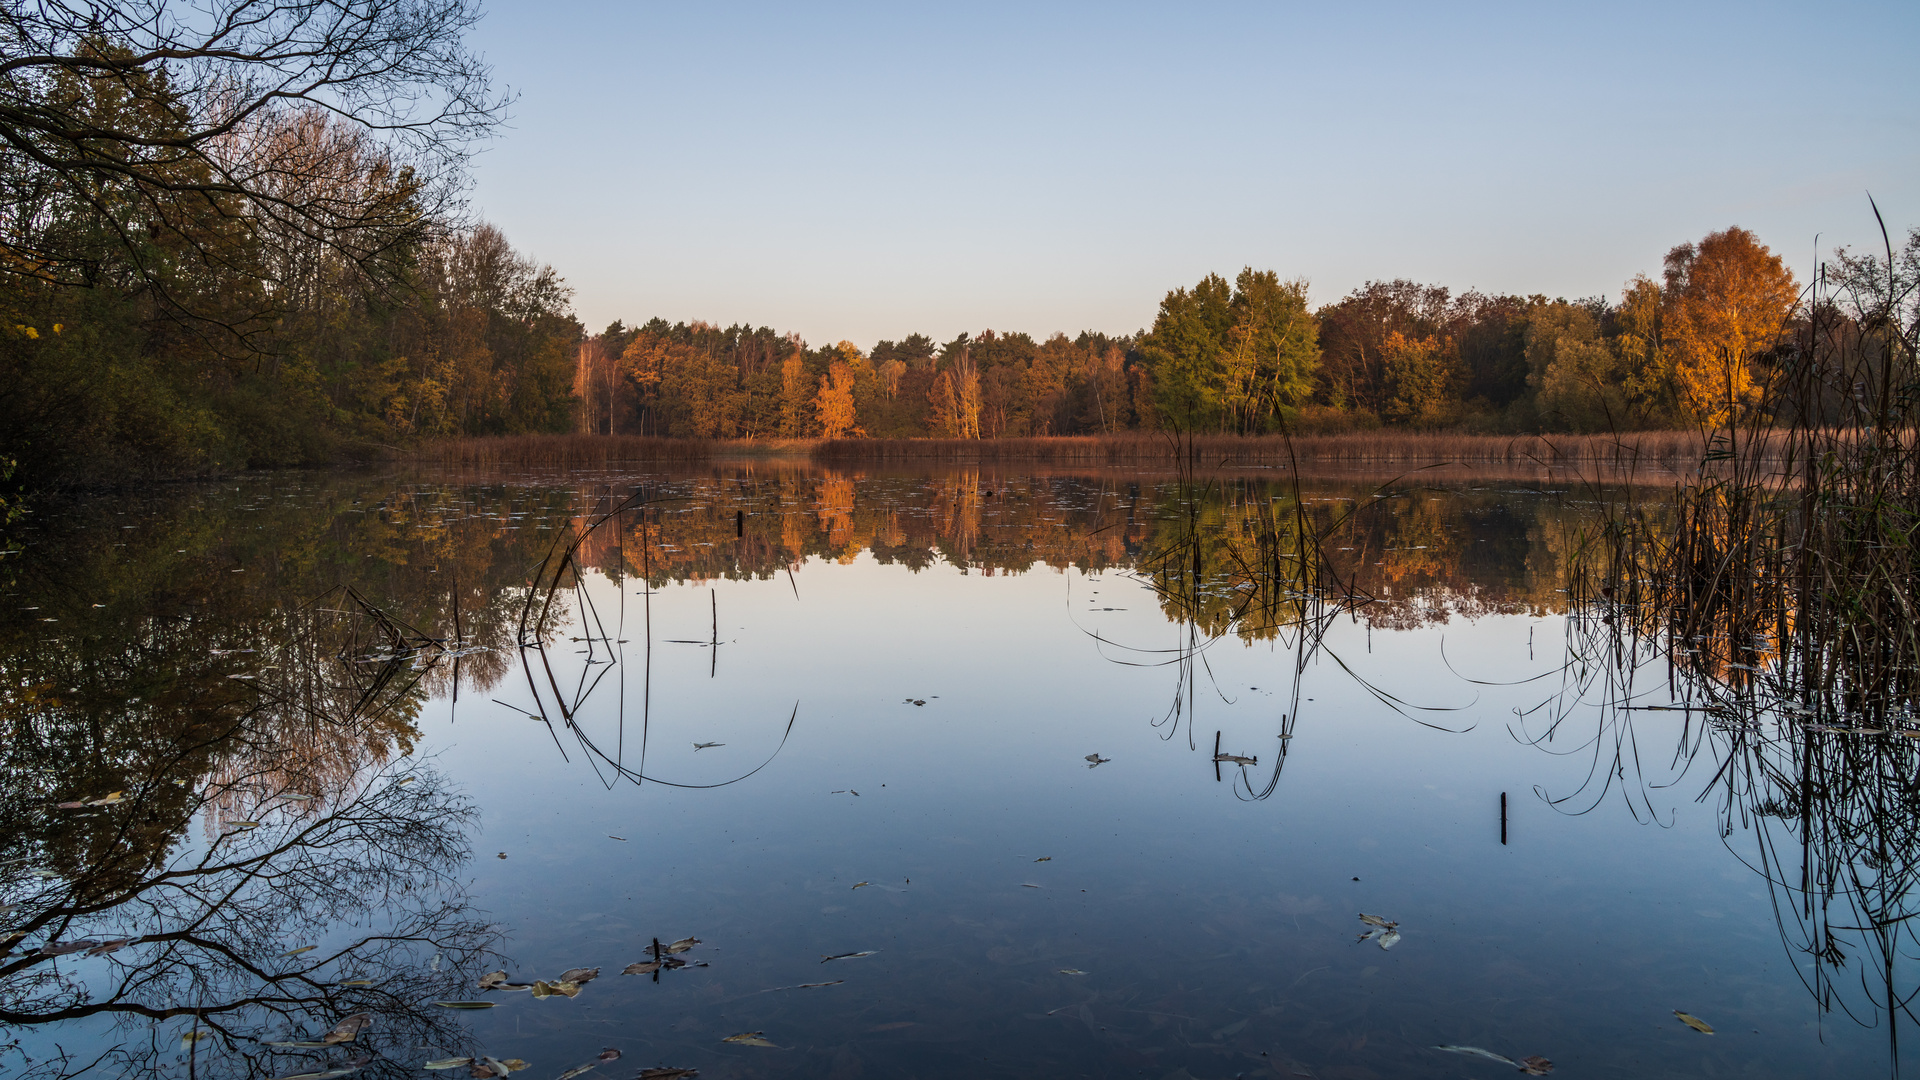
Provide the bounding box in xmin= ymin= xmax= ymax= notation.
xmin=1139 ymin=269 xmax=1319 ymax=432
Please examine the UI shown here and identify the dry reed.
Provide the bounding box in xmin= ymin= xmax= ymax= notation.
xmin=812 ymin=430 xmax=1731 ymax=468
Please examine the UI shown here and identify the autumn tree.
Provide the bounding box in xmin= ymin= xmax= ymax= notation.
xmin=1662 ymin=227 xmax=1799 ymax=426
xmin=1139 ymin=269 xmax=1318 ymax=431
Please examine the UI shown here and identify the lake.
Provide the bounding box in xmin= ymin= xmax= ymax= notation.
xmin=0 ymin=463 xmax=1904 ymax=1079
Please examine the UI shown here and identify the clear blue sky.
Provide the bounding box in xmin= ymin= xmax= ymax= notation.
xmin=463 ymin=1 xmax=1919 ymax=347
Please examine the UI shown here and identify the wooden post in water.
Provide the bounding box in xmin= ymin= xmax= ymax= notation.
xmin=1500 ymin=792 xmax=1508 ymax=845
xmin=1214 ymin=730 xmax=1222 ymax=782
xmin=736 ymin=509 xmax=744 ymax=537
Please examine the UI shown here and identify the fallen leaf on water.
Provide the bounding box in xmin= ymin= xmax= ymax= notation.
xmin=229 ymin=821 xmax=262 ymax=830
xmin=553 ymin=1066 xmax=594 ymax=1080
xmin=1085 ymin=754 xmax=1110 ymax=767
xmin=794 ymin=980 xmax=843 ymax=989
xmin=621 ymin=961 xmax=660 ymax=975
xmin=264 ymin=1041 xmax=331 ymax=1049
xmin=333 ymin=979 xmax=377 ymax=987
xmin=1376 ymin=929 xmax=1401 ymax=950
xmin=423 ymin=1059 xmax=472 ymax=1071
xmin=269 ymin=1069 xmax=363 ymax=1080
xmin=1210 ymin=1018 xmax=1249 ymax=1040
xmin=596 ymin=1050 xmax=620 ymax=1063
xmin=1020 ymin=883 xmax=1042 ymax=889
xmin=692 ymin=742 xmax=724 ymax=750
xmin=85 ymin=937 xmax=133 ymax=956
xmin=636 ymin=1069 xmax=698 ymax=1079
xmin=820 ymin=951 xmax=876 ymax=963
xmin=664 ymin=938 xmax=700 ymax=954
xmin=530 ymin=979 xmax=580 ymax=999
xmin=607 ymin=835 xmax=626 ymax=842
xmin=477 ymin=971 xmax=510 ymax=990
xmin=1033 ymin=856 xmax=1051 ymax=862
xmin=38 ymin=940 xmax=100 ymax=956
xmin=467 ymin=1058 xmax=528 ymax=1078
xmin=557 ymin=967 xmax=600 ymax=984
xmin=1517 ymin=1055 xmax=1554 ymax=1075
xmin=181 ymin=1030 xmax=211 ymax=1050
xmin=1057 ymin=968 xmax=1088 ymax=975
xmin=850 ymin=882 xmax=870 ymax=890
xmin=277 ymin=793 xmax=313 ymax=801
xmin=1433 ymin=1046 xmax=1515 ymax=1066
xmin=323 ymin=1013 xmax=370 ymax=1043
xmin=1212 ymin=754 xmax=1257 ymax=765
xmin=722 ymin=1032 xmax=778 ymax=1048
xmin=432 ymin=1001 xmax=497 ymax=1009
xmin=281 ymin=945 xmax=317 ymax=958
xmin=1357 ymin=913 xmax=1398 ymax=929
xmin=397 ymin=777 xmax=417 ymax=786
xmin=1674 ymin=1010 xmax=1714 ymax=1034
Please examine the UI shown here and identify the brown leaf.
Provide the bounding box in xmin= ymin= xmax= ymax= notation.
xmin=1517 ymin=1055 xmax=1554 ymax=1075
xmin=557 ymin=967 xmax=599 ymax=984
xmin=530 ymin=979 xmax=581 ymax=999
xmin=1673 ymin=1010 xmax=1714 ymax=1034
xmin=323 ymin=1013 xmax=371 ymax=1044
xmin=664 ymin=938 xmax=699 ymax=954
xmin=621 ymin=961 xmax=661 ymax=975
xmin=595 ymin=1050 xmax=620 ymax=1063
xmin=636 ymin=1070 xmax=698 ymax=1080
xmin=722 ymin=1031 xmax=778 ymax=1048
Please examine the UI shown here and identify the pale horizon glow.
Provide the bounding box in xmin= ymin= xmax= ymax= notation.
xmin=464 ymin=0 xmax=1919 ymax=349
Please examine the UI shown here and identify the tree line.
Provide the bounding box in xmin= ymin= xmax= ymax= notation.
xmin=579 ymin=225 xmax=1909 ymax=442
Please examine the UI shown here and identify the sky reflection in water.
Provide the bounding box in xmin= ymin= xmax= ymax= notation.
xmin=0 ymin=467 xmax=1899 ymax=1079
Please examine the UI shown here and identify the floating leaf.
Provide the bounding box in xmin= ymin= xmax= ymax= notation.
xmin=38 ymin=939 xmax=100 ymax=956
xmin=1213 ymin=754 xmax=1257 ymax=765
xmin=664 ymin=938 xmax=700 ymax=954
xmin=820 ymin=951 xmax=876 ymax=963
xmin=1033 ymin=856 xmax=1051 ymax=863
xmin=1376 ymin=929 xmax=1401 ymax=950
xmin=270 ymin=1067 xmax=363 ymax=1080
xmin=722 ymin=1032 xmax=778 ymax=1048
xmin=850 ymin=882 xmax=870 ymax=890
xmin=181 ymin=1030 xmax=212 ymax=1051
xmin=1020 ymin=883 xmax=1042 ymax=889
xmin=1210 ymin=1018 xmax=1249 ymax=1040
xmin=596 ymin=1050 xmax=620 ymax=1064
xmin=85 ymin=937 xmax=133 ymax=956
xmin=229 ymin=822 xmax=262 ymax=830
xmin=423 ymin=1059 xmax=472 ymax=1071
xmin=1057 ymin=968 xmax=1088 ymax=975
xmin=530 ymin=979 xmax=581 ymax=999
xmin=621 ymin=961 xmax=661 ymax=975
xmin=1358 ymin=913 xmax=1398 ymax=929
xmin=323 ymin=1013 xmax=370 ymax=1044
xmin=636 ymin=1070 xmax=698 ymax=1079
xmin=1517 ymin=1056 xmax=1555 ymax=1076
xmin=432 ymin=1001 xmax=497 ymax=1009
xmin=1673 ymin=1010 xmax=1714 ymax=1034
xmin=794 ymin=980 xmax=842 ymax=988
xmin=263 ymin=1041 xmax=331 ymax=1049
xmin=557 ymin=967 xmax=600 ymax=984
xmin=554 ymin=1067 xmax=595 ymax=1080
xmin=1434 ymin=1046 xmax=1515 ymax=1066
xmin=278 ymin=793 xmax=313 ymax=802
xmin=477 ymin=971 xmax=510 ymax=990
xmin=281 ymin=945 xmax=317 ymax=958
xmin=692 ymin=742 xmax=724 ymax=750
xmin=333 ymin=978 xmax=377 ymax=987
xmin=1085 ymin=754 xmax=1110 ymax=767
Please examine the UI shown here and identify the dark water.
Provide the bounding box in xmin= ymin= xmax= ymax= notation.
xmin=0 ymin=466 xmax=1904 ymax=1079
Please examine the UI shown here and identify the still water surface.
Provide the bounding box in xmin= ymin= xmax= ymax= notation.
xmin=0 ymin=466 xmax=1902 ymax=1078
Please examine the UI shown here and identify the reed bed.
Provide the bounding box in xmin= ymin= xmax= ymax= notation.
xmin=415 ymin=434 xmax=716 ymax=471
xmin=812 ymin=430 xmax=1732 ymax=468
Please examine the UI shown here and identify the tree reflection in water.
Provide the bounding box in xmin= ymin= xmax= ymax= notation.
xmin=0 ymin=590 xmax=499 ymax=1079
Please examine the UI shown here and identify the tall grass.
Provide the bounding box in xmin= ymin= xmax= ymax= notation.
xmin=813 ymin=430 xmax=1728 ymax=468
xmin=416 ymin=434 xmax=714 ymax=472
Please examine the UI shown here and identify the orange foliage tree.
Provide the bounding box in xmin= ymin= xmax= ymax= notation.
xmin=1662 ymin=227 xmax=1799 ymax=426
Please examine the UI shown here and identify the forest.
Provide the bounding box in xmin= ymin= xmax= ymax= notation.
xmin=1 ymin=4 xmax=1911 ymax=495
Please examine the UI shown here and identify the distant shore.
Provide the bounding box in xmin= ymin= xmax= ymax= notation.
xmin=413 ymin=429 xmax=1756 ymax=473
